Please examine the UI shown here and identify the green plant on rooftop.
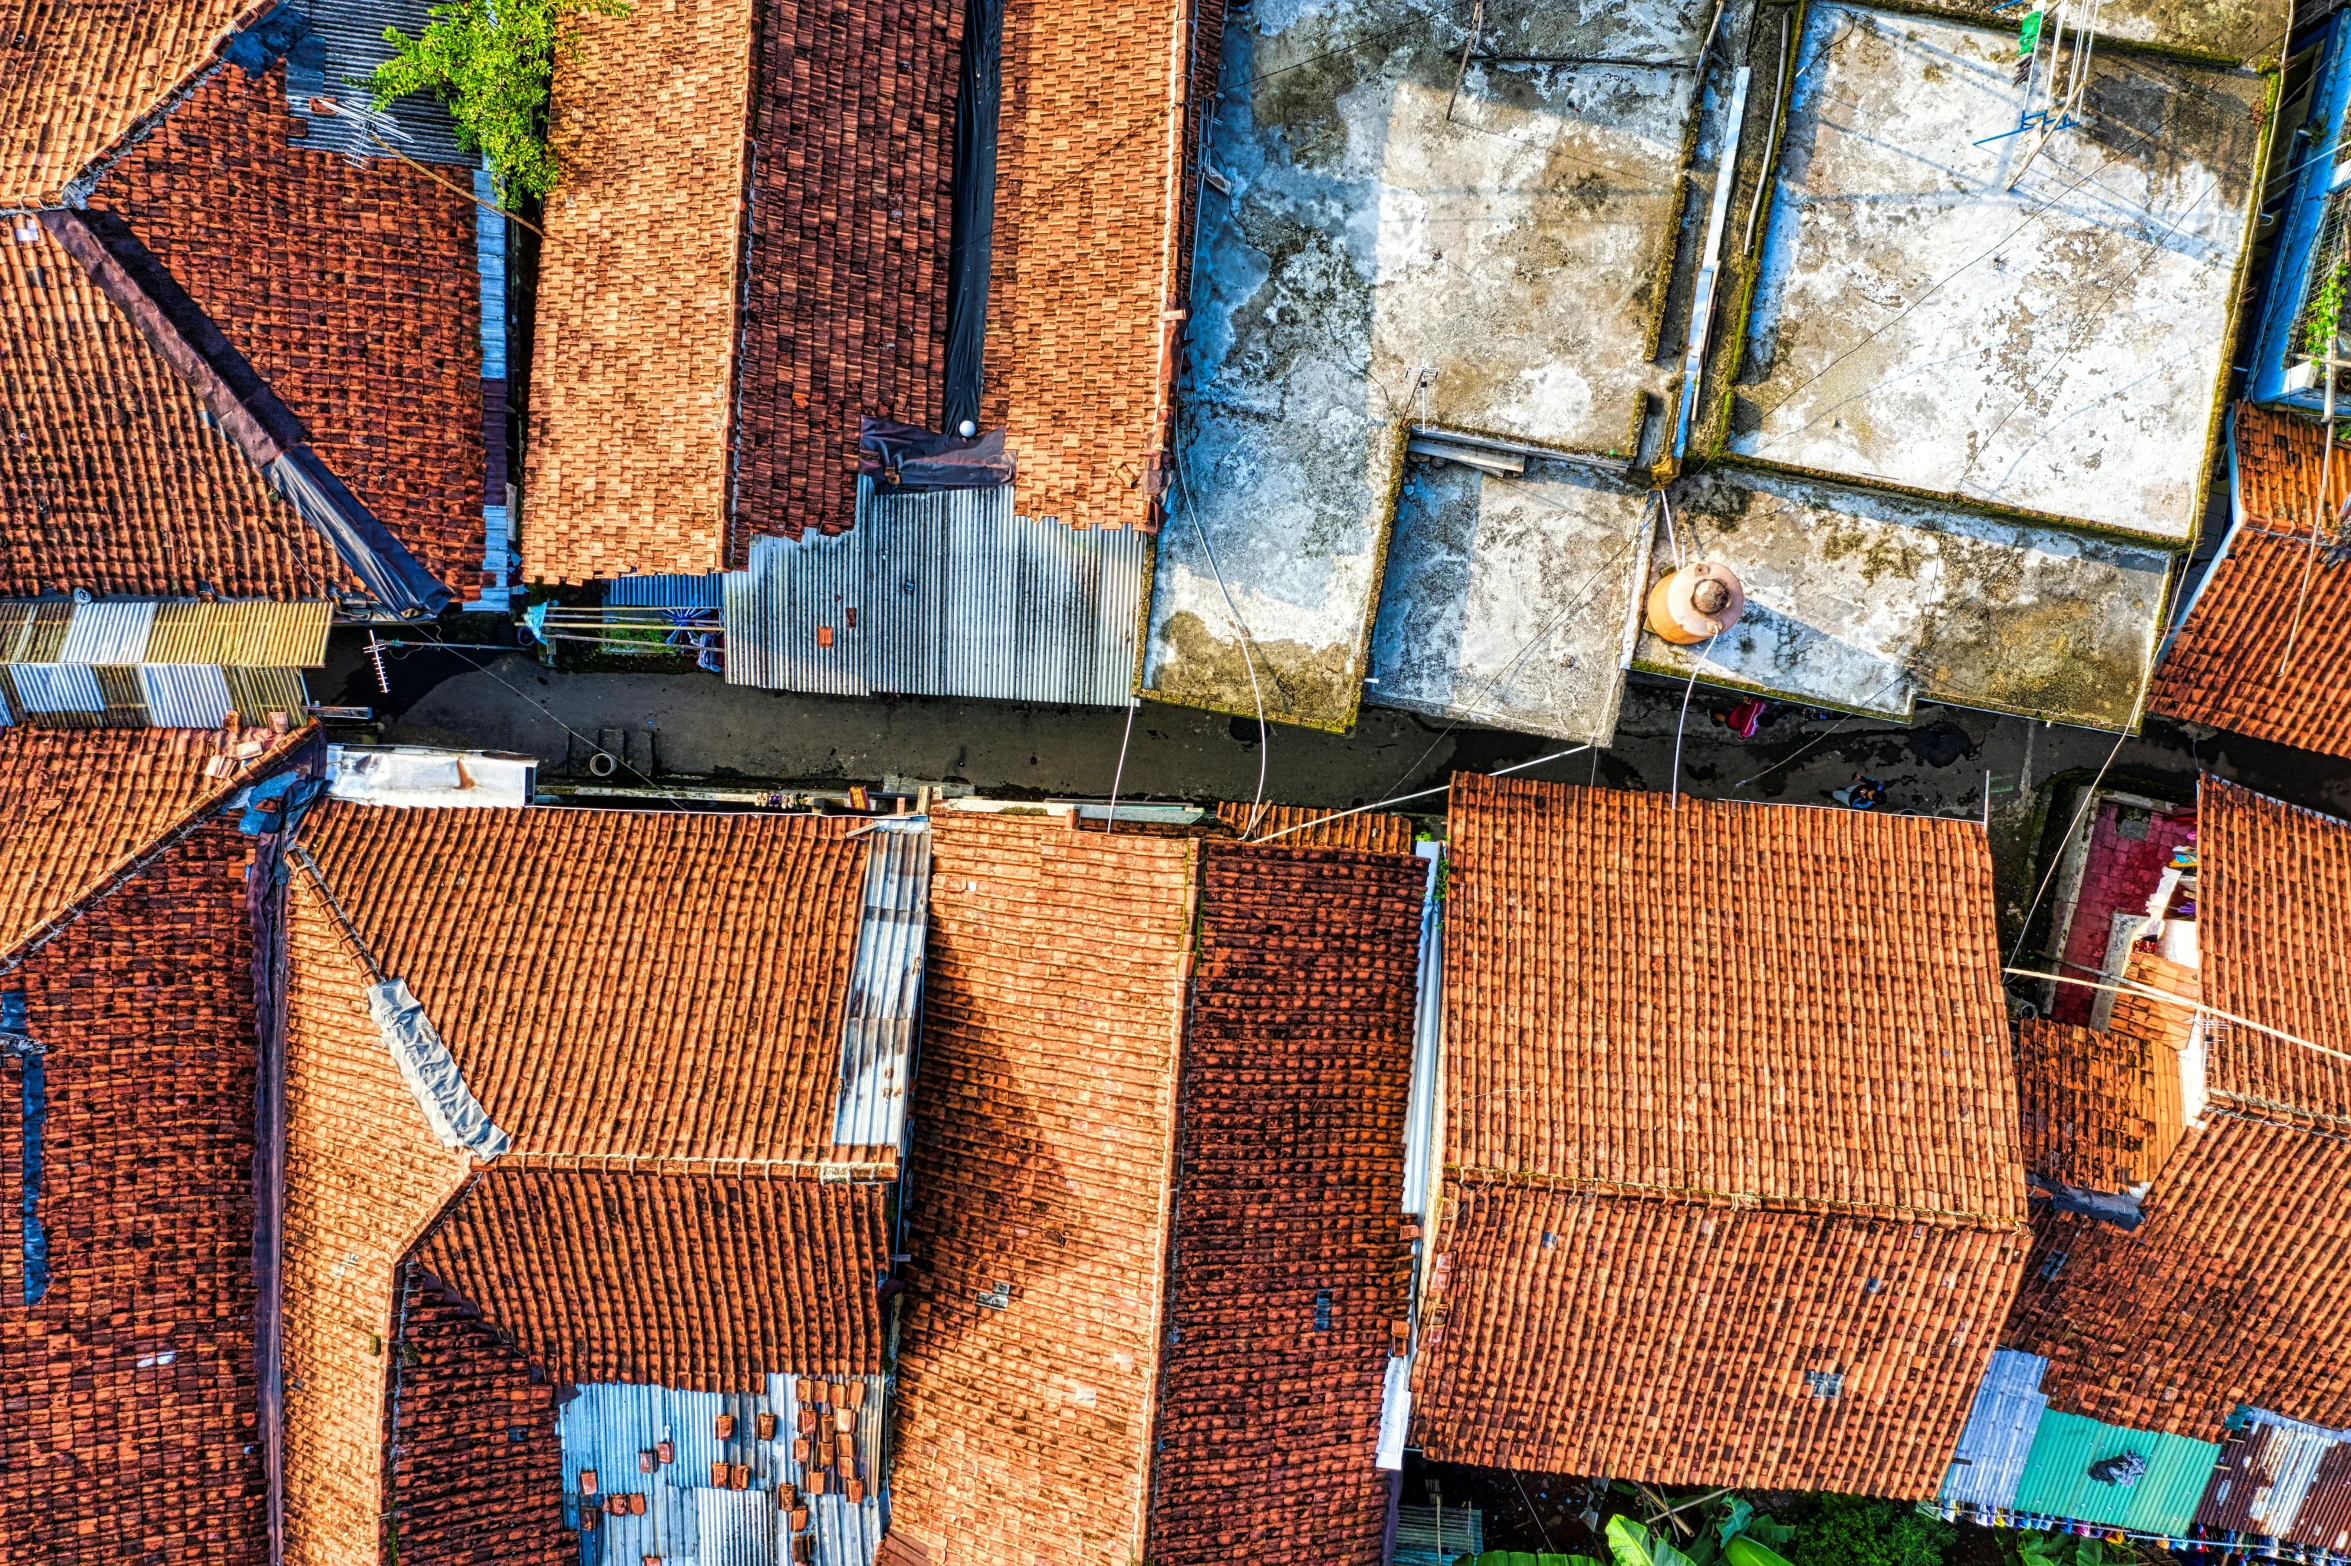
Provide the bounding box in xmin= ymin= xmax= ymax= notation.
xmin=371 ymin=0 xmax=630 ymax=203
xmin=2307 ymin=258 xmax=2347 ymax=368
xmin=1782 ymin=1494 xmax=1955 ymax=1566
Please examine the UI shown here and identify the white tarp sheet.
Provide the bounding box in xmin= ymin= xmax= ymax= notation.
xmin=368 ymin=978 xmax=509 ymax=1157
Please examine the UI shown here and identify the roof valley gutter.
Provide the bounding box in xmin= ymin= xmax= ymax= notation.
xmin=38 ymin=209 xmax=450 ymax=617
xmin=1673 ymin=62 xmax=1751 ymax=464
xmin=941 ymin=0 xmax=1003 ymax=432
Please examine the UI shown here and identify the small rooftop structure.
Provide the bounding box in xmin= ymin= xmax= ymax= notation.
xmin=1144 ymin=0 xmax=1706 ymax=731
xmin=1411 ymin=774 xmax=2027 ymax=1495
xmin=881 ymin=813 xmax=1426 ymax=1561
xmin=2152 ymin=404 xmax=2351 ymax=758
xmin=2246 ymin=8 xmax=2351 ymax=414
xmin=1726 ymin=5 xmax=2261 ymax=542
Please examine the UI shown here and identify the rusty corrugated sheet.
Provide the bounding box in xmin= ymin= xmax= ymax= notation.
xmin=2197 ymin=1409 xmax=2351 ymax=1550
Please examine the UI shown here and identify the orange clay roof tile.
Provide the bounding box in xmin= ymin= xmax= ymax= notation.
xmin=0 ymin=725 xmax=305 ymax=965
xmin=2151 ymin=406 xmax=2351 ymax=758
xmin=0 ymin=223 xmax=347 ymax=599
xmin=1410 ymin=775 xmax=2028 ymax=1493
xmin=0 ymin=0 xmax=253 ymax=208
xmin=2017 ymin=1013 xmax=2179 ymax=1193
xmin=522 ymin=0 xmax=756 ymax=583
xmin=1213 ymin=800 xmax=1418 ymax=854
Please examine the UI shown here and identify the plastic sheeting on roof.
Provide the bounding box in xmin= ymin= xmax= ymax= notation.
xmin=327 ymin=745 xmax=536 ymax=808
xmin=2196 ymin=1407 xmax=2351 ymax=1551
xmin=2010 ymin=1410 xmax=2220 ymax=1534
xmin=722 ymin=479 xmax=1146 ymax=704
xmin=834 ymin=821 xmax=928 ymax=1154
xmin=1942 ymin=1350 xmax=2051 ymax=1511
xmin=368 ymin=978 xmax=510 ymax=1157
xmin=556 ymin=1375 xmax=889 ymax=1566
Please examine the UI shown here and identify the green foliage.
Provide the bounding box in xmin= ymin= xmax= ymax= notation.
xmin=1607 ymin=1517 xmax=1697 ymax=1566
xmin=2007 ymin=1531 xmax=2123 ymax=1565
xmin=1722 ymin=1537 xmax=1795 ymax=1566
xmin=2309 ymin=258 xmax=2348 ymax=365
xmin=1451 ymin=1554 xmax=1600 ymax=1566
xmin=371 ymin=0 xmax=629 ymax=203
xmin=1782 ymin=1495 xmax=1955 ymax=1566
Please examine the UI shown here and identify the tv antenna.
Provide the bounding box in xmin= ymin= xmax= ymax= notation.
xmin=1974 ymin=0 xmax=2104 ymax=190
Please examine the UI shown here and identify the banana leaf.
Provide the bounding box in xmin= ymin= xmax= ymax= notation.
xmin=1715 ymin=1498 xmax=1754 ymax=1546
xmin=1723 ymin=1536 xmax=1795 ymax=1566
xmin=1606 ymin=1516 xmax=1698 ymax=1566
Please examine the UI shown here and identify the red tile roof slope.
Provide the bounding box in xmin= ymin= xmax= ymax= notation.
xmin=1214 ymin=800 xmax=1419 ymax=854
xmin=0 ymin=726 xmax=302 ymax=963
xmin=1439 ymin=775 xmax=2021 ymax=1218
xmin=2005 ymin=1109 xmax=2351 ymax=1442
xmin=1 ymin=224 xmax=347 ymax=599
xmin=384 ymin=1268 xmax=571 ymax=1566
xmin=90 ymin=63 xmax=488 ymax=597
xmin=0 ymin=823 xmax=268 ymax=1564
xmin=298 ymin=803 xmax=870 ymax=1164
xmin=1150 ymin=842 xmax=1422 ymax=1563
xmin=0 ymin=0 xmax=252 ymax=207
xmin=979 ymin=0 xmax=1225 ymax=530
xmin=885 ymin=814 xmax=1196 ymax=1564
xmin=281 ymin=882 xmax=473 ymax=1566
xmin=414 ymin=1167 xmax=890 ymax=1390
xmin=1414 ymin=1185 xmax=2026 ymax=1493
xmin=2151 ymin=405 xmax=2351 ymax=759
xmin=523 ymin=0 xmax=756 ymax=582
xmin=2197 ymin=776 xmax=2351 ymax=1120
xmin=2017 ymin=1017 xmax=2171 ymax=1192
xmin=1412 ymin=776 xmax=2027 ymax=1493
xmin=733 ymin=0 xmax=960 ymax=544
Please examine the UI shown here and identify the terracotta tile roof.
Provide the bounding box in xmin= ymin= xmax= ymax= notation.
xmin=2017 ymin=1017 xmax=2175 ymax=1192
xmin=0 ymin=222 xmax=347 ymax=598
xmin=2151 ymin=405 xmax=2351 ymax=758
xmin=1437 ymin=774 xmax=2022 ymax=1220
xmin=412 ymin=1166 xmax=890 ymax=1390
xmin=1151 ymin=842 xmax=1423 ymax=1561
xmin=297 ymin=803 xmax=871 ymax=1164
xmin=2005 ymin=1109 xmax=2351 ymax=1442
xmin=522 ymin=0 xmax=756 ymax=583
xmin=384 ymin=1268 xmax=571 ymax=1566
xmin=0 ymin=725 xmax=301 ymax=965
xmin=978 ymin=0 xmax=1220 ymax=530
xmin=88 ymin=62 xmax=488 ymax=597
xmin=885 ymin=814 xmax=1197 ymax=1563
xmin=0 ymin=822 xmax=269 ymax=1563
xmin=280 ymin=880 xmax=474 ymax=1566
xmin=0 ymin=0 xmax=252 ymax=207
xmin=1213 ymin=800 xmax=1418 ymax=854
xmin=732 ymin=0 xmax=960 ymax=543
xmin=1412 ymin=776 xmax=2027 ymax=1491
xmin=2197 ymin=776 xmax=2351 ymax=1121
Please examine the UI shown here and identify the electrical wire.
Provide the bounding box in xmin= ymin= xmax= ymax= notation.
xmin=2008 ymin=968 xmax=2351 ymax=1068
xmin=1106 ymin=695 xmax=1140 ymax=833
xmin=1172 ymin=445 xmax=1272 ymax=836
xmin=1247 ymin=743 xmax=1590 ymax=844
xmin=1668 ymin=632 xmax=1718 ymax=807
xmin=410 ymin=645 xmax=701 ymax=813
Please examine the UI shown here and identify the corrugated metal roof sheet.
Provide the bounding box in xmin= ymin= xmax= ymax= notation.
xmin=2011 ymin=1410 xmax=2220 ymax=1533
xmin=1942 ymin=1350 xmax=2050 ymax=1511
xmin=555 ymin=1375 xmax=887 ymax=1566
xmin=0 ymin=602 xmax=70 ymax=663
xmin=608 ymin=573 xmax=728 ymax=609
xmin=286 ymin=0 xmax=468 ymax=166
xmin=55 ymin=600 xmax=156 ymax=665
xmin=723 ymin=479 xmax=1146 ymax=704
xmin=2197 ymin=1408 xmax=2351 ymax=1549
xmin=9 ymin=666 xmax=104 ymax=716
xmin=1402 ymin=844 xmax=1443 ymax=1220
xmin=137 ymin=666 xmax=233 ymax=729
xmin=833 ymin=821 xmax=928 ymax=1156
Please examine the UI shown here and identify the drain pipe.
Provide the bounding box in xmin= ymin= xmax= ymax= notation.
xmin=1673 ymin=64 xmax=1752 ymax=464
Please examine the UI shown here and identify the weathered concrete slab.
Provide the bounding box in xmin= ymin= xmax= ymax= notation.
xmin=1923 ymin=0 xmax=2290 ymax=66
xmin=1143 ymin=0 xmax=1710 ymax=732
xmin=1367 ymin=458 xmax=1651 ymax=744
xmin=1727 ymin=4 xmax=2263 ymax=544
xmin=1635 ymin=469 xmax=2172 ymax=729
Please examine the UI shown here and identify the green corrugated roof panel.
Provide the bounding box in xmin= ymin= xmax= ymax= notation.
xmin=2011 ymin=1410 xmax=2221 ymax=1533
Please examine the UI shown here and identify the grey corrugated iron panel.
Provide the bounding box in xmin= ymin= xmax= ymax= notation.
xmin=2197 ymin=1408 xmax=2351 ymax=1545
xmin=776 ymin=1373 xmax=887 ymax=1566
xmin=1941 ymin=1349 xmax=2049 ymax=1511
xmin=56 ymin=601 xmax=155 ymax=665
xmin=723 ymin=480 xmax=1146 ymax=704
xmin=286 ymin=0 xmax=468 ymax=166
xmin=137 ymin=666 xmax=234 ymax=729
xmin=473 ymin=169 xmax=507 ymax=380
xmin=1402 ymin=843 xmax=1443 ymax=1220
xmin=10 ymin=666 xmax=105 ymax=715
xmin=608 ymin=573 xmax=728 ymax=609
xmin=697 ymin=1486 xmax=778 ymax=1566
xmin=834 ymin=822 xmax=929 ymax=1155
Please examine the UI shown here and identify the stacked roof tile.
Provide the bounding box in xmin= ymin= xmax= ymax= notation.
xmin=2017 ymin=1013 xmax=2177 ymax=1192
xmin=0 ymin=0 xmax=251 ymax=208
xmin=2152 ymin=405 xmax=2351 ymax=759
xmin=733 ymin=0 xmax=961 ymax=542
xmin=1411 ymin=775 xmax=2027 ymax=1495
xmin=523 ymin=0 xmax=756 ymax=582
xmin=88 ymin=61 xmax=489 ymax=597
xmin=282 ymin=802 xmax=898 ymax=1565
xmin=0 ymin=222 xmax=347 ymax=599
xmin=885 ymin=815 xmax=1424 ymax=1562
xmin=0 ymin=822 xmax=269 ymax=1563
